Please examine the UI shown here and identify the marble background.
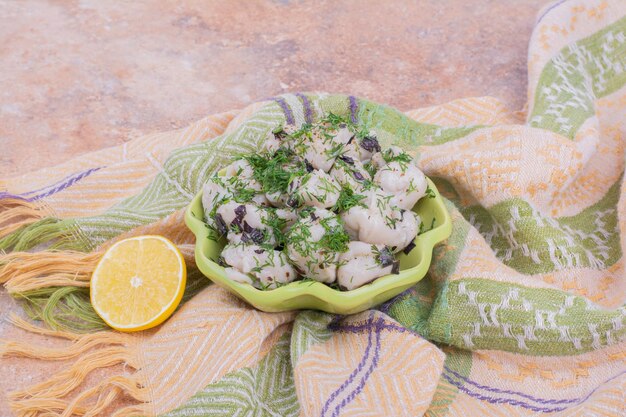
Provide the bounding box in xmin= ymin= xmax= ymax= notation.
xmin=0 ymin=0 xmax=545 ymax=415
xmin=1 ymin=0 xmax=545 ymax=177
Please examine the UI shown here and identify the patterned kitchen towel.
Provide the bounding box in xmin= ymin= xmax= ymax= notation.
xmin=1 ymin=0 xmax=625 ymax=416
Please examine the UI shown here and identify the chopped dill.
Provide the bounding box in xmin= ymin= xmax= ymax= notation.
xmin=418 ymin=216 xmax=437 ymax=235
xmin=232 ymin=187 xmax=257 ymax=203
xmin=333 ymin=186 xmax=366 ymax=212
xmin=425 ymin=186 xmax=436 ymax=199
xmin=263 ymin=210 xmax=288 ymax=247
xmin=326 ymin=142 xmax=345 ymax=160
xmin=244 ymin=149 xmax=306 ymax=194
xmin=297 ymin=276 xmax=319 ymax=287
xmin=371 ymin=245 xmax=394 ymax=267
xmin=381 ymin=148 xmax=412 ymax=165
xmin=322 ymin=112 xmax=347 ymax=127
xmin=363 ymin=162 xmax=377 ymax=178
xmin=319 ymin=217 xmax=350 ymax=253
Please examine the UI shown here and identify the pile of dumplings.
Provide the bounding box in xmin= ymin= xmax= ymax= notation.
xmin=202 ymin=114 xmax=433 ymax=291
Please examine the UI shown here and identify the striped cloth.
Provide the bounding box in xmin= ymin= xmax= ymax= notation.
xmin=1 ymin=1 xmax=625 ymax=416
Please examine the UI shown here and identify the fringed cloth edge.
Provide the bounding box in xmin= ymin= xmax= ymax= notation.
xmin=1 ymin=315 xmax=152 ymax=417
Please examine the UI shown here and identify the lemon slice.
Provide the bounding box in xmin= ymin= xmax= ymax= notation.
xmin=90 ymin=235 xmax=186 ymax=332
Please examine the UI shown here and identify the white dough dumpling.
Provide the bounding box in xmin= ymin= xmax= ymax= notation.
xmin=215 ymin=201 xmax=275 ymax=245
xmin=286 ymin=208 xmax=347 ymax=283
xmin=221 ymin=243 xmax=297 ymax=289
xmin=202 ymin=159 xmax=269 ymax=221
xmin=341 ymin=188 xmax=420 ymax=252
xmin=343 ymin=132 xmax=381 ymax=164
xmin=371 ymin=145 xmax=405 ymax=168
xmin=275 ymin=208 xmax=298 ymax=230
xmin=337 ymin=242 xmax=397 ymax=290
xmin=294 ymin=125 xmax=354 ymax=172
xmin=202 ymin=176 xmax=233 ymax=221
xmin=375 ymin=162 xmax=428 ymax=210
xmin=224 ymin=159 xmax=263 ymax=192
xmin=330 ymin=156 xmax=372 ymax=192
xmin=262 ymin=130 xmax=283 ymax=153
xmin=289 ymin=170 xmax=341 ymax=209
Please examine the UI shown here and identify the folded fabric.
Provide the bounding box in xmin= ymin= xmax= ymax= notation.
xmin=1 ymin=1 xmax=625 ymax=416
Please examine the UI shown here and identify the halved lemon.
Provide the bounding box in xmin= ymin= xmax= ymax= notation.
xmin=90 ymin=235 xmax=186 ymax=332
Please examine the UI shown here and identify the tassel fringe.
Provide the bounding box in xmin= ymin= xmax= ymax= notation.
xmin=2 ymin=314 xmax=130 ymax=361
xmin=17 ymin=287 xmax=107 ymax=333
xmin=0 ymin=250 xmax=101 ymax=293
xmin=2 ymin=318 xmax=146 ymax=417
xmin=0 ymin=217 xmax=63 ymax=251
xmin=111 ymin=405 xmax=149 ymax=417
xmin=0 ymin=198 xmax=50 ymax=242
xmin=7 ymin=346 xmax=136 ymax=401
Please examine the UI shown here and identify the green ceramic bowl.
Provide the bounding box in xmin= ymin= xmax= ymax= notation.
xmin=185 ymin=177 xmax=451 ymax=314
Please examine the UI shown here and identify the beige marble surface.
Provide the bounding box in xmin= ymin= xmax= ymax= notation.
xmin=0 ymin=0 xmax=544 ymax=178
xmin=0 ymin=0 xmax=546 ymax=415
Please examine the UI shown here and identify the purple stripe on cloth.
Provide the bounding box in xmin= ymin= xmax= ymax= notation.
xmin=445 ymin=366 xmax=577 ymax=405
xmin=446 ymin=367 xmax=626 ymax=411
xmin=328 ymin=316 xmax=626 ymax=413
xmin=274 ymin=97 xmax=295 ymax=125
xmin=295 ymin=93 xmax=313 ymax=123
xmin=0 ymin=167 xmax=103 ymax=202
xmin=377 ymin=288 xmax=415 ymax=315
xmin=442 ymin=372 xmax=567 ymax=413
xmin=0 ymin=169 xmax=82 ymax=199
xmin=0 ymin=192 xmax=28 ymax=201
xmin=536 ymin=0 xmax=568 ymax=24
xmin=331 ymin=318 xmax=383 ymax=417
xmin=19 ymin=170 xmax=92 ymax=196
xmin=348 ymin=95 xmax=358 ymax=123
xmin=321 ymin=314 xmax=376 ymax=417
xmin=330 ymin=318 xmax=417 ymax=337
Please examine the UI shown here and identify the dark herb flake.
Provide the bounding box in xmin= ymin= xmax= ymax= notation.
xmin=360 ymin=136 xmax=381 ymax=153
xmin=402 ymin=240 xmax=416 ymax=255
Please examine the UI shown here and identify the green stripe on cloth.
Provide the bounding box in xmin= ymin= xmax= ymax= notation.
xmin=358 ymin=99 xmax=481 ymax=149
xmin=460 ymin=177 xmax=622 ymax=274
xmin=427 ymin=349 xmax=473 ymax=417
xmin=425 ymin=278 xmax=625 ymax=356
xmin=529 ymin=16 xmax=626 ymax=138
xmin=161 ymin=333 xmax=299 ymax=417
xmin=289 ymin=311 xmax=334 ymax=367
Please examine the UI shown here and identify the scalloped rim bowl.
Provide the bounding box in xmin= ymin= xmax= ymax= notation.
xmin=185 ymin=177 xmax=451 ymax=314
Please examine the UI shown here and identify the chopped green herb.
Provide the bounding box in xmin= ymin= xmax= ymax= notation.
xmin=244 ymin=149 xmax=307 ymax=194
xmin=232 ymin=188 xmax=257 ymax=203
xmin=371 ymin=245 xmax=394 ymax=267
xmin=333 ymin=186 xmax=366 ymax=212
xmin=262 ymin=210 xmax=288 ymax=247
xmin=363 ymin=162 xmax=377 ymax=178
xmin=382 ymin=148 xmax=412 ymax=164
xmin=326 ymin=142 xmax=345 ymax=160
xmin=418 ymin=216 xmax=437 ymax=235
xmin=319 ymin=217 xmax=350 ymax=253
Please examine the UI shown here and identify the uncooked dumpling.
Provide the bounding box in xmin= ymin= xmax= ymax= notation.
xmin=222 ymin=243 xmax=297 ymax=289
xmin=286 ymin=208 xmax=348 ymax=283
xmin=337 ymin=242 xmax=397 ymax=290
xmin=341 ymin=188 xmax=420 ymax=252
